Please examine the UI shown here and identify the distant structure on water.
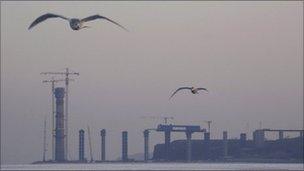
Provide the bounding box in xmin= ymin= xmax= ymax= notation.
xmin=152 ymin=128 xmax=303 ymax=162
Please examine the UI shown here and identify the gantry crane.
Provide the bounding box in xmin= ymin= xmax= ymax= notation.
xmin=41 ymin=68 xmax=79 ymax=160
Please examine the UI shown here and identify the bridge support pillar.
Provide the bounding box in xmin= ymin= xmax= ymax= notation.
xmin=186 ymin=131 xmax=192 ymax=162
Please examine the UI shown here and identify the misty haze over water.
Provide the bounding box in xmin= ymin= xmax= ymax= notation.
xmin=1 ymin=1 xmax=303 ymax=166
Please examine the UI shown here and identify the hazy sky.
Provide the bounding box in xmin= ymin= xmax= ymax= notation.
xmin=1 ymin=1 xmax=303 ymax=164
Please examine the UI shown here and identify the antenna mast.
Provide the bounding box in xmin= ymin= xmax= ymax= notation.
xmin=43 ymin=116 xmax=47 ymax=162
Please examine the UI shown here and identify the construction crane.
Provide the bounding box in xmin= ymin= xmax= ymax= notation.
xmin=42 ymin=77 xmax=67 ymax=161
xmin=87 ymin=126 xmax=93 ymax=163
xmin=41 ymin=68 xmax=79 ymax=160
xmin=140 ymin=116 xmax=174 ymax=125
xmin=204 ymin=120 xmax=212 ymax=133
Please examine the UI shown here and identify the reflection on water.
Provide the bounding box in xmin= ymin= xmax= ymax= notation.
xmin=1 ymin=163 xmax=303 ymax=170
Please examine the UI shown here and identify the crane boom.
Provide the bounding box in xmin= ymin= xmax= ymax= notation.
xmin=140 ymin=116 xmax=174 ymax=125
xmin=41 ymin=72 xmax=79 ymax=75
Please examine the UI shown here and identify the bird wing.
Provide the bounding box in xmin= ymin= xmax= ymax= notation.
xmin=81 ymin=15 xmax=128 ymax=31
xmin=28 ymin=13 xmax=68 ymax=30
xmin=169 ymin=87 xmax=192 ymax=99
xmin=197 ymin=88 xmax=208 ymax=92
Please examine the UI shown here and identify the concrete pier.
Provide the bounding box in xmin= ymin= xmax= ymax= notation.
xmin=223 ymin=131 xmax=228 ymax=157
xmin=240 ymin=133 xmax=246 ymax=147
xmin=100 ymin=129 xmax=106 ymax=161
xmin=279 ymin=131 xmax=284 ymax=140
xmin=253 ymin=130 xmax=265 ymax=148
xmin=79 ymin=129 xmax=85 ymax=161
xmin=122 ymin=131 xmax=128 ymax=161
xmin=186 ymin=131 xmax=192 ymax=162
xmin=164 ymin=130 xmax=171 ymax=161
xmin=204 ymin=132 xmax=210 ymax=141
xmin=144 ymin=130 xmax=149 ymax=162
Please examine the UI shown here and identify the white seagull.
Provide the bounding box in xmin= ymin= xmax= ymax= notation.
xmin=169 ymin=87 xmax=208 ymax=99
xmin=28 ymin=13 xmax=128 ymax=31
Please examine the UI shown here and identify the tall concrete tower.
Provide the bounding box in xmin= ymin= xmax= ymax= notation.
xmin=55 ymin=87 xmax=65 ymax=162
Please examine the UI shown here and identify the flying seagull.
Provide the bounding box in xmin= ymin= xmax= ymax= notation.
xmin=28 ymin=13 xmax=128 ymax=31
xmin=169 ymin=87 xmax=208 ymax=99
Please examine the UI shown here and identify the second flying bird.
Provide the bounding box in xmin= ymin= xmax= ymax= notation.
xmin=170 ymin=87 xmax=208 ymax=100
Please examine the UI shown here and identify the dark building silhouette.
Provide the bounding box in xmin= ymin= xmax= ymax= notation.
xmin=153 ymin=133 xmax=303 ymax=162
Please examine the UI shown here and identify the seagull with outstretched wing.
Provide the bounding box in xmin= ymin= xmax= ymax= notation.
xmin=80 ymin=15 xmax=128 ymax=31
xmin=28 ymin=13 xmax=128 ymax=31
xmin=169 ymin=86 xmax=208 ymax=99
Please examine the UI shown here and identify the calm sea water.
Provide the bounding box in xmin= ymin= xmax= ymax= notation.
xmin=1 ymin=163 xmax=303 ymax=170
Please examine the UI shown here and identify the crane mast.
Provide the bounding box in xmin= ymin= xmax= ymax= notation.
xmin=87 ymin=126 xmax=93 ymax=162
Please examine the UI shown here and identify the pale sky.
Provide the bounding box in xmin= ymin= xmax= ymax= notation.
xmin=1 ymin=1 xmax=303 ymax=164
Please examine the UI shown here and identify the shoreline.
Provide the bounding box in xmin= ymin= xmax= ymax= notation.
xmin=31 ymin=159 xmax=303 ymax=164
